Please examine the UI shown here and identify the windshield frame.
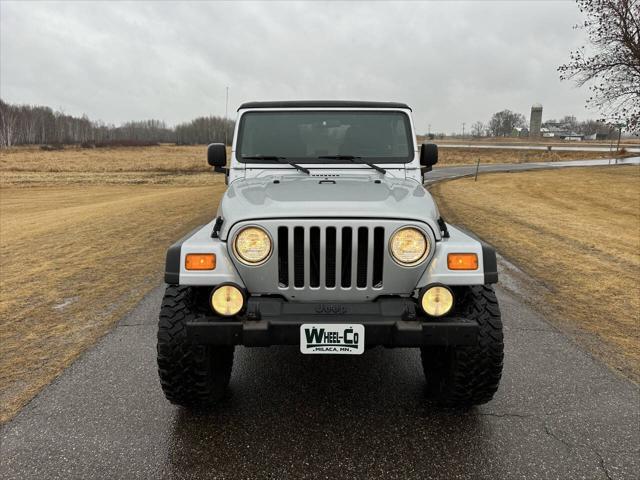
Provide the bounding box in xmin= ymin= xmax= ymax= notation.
xmin=234 ymin=109 xmax=415 ymax=164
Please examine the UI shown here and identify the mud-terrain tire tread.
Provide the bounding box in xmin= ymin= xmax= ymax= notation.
xmin=421 ymin=285 xmax=503 ymax=408
xmin=157 ymin=285 xmax=233 ymax=408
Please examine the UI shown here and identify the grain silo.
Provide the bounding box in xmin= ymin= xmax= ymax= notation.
xmin=530 ymin=104 xmax=543 ymax=137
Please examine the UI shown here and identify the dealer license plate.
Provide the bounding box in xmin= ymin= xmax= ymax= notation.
xmin=300 ymin=324 xmax=365 ymax=355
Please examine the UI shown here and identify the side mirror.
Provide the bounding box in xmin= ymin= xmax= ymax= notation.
xmin=207 ymin=143 xmax=227 ymax=171
xmin=420 ymin=143 xmax=438 ymax=172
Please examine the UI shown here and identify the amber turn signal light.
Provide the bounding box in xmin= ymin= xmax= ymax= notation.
xmin=447 ymin=253 xmax=478 ymax=270
xmin=185 ymin=253 xmax=216 ymax=270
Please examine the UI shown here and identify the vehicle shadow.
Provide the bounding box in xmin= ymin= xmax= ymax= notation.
xmin=162 ymin=346 xmax=498 ymax=479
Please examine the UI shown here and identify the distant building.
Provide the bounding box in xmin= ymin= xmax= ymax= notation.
xmin=562 ymin=133 xmax=583 ymax=141
xmin=513 ymin=127 xmax=529 ymax=137
xmin=530 ymin=104 xmax=543 ymax=137
xmin=540 ymin=124 xmax=584 ymax=140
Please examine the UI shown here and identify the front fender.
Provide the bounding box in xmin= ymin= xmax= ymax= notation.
xmin=164 ymin=220 xmax=245 ymax=287
xmin=417 ymin=224 xmax=498 ymax=287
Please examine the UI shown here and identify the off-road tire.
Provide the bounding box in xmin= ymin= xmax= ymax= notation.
xmin=157 ymin=285 xmax=233 ymax=408
xmin=421 ymin=285 xmax=503 ymax=408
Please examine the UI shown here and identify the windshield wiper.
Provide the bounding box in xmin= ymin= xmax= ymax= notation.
xmin=317 ymin=155 xmax=386 ymax=175
xmin=241 ymin=155 xmax=310 ymax=174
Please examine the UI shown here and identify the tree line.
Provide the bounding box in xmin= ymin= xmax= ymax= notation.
xmin=466 ymin=110 xmax=618 ymax=138
xmin=0 ymin=99 xmax=235 ymax=148
xmin=175 ymin=116 xmax=234 ymax=146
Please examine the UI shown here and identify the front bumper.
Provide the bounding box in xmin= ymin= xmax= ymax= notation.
xmin=186 ymin=297 xmax=478 ymax=347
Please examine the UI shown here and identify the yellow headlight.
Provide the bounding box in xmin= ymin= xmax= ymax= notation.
xmin=390 ymin=227 xmax=429 ymax=265
xmin=211 ymin=284 xmax=244 ymax=316
xmin=234 ymin=226 xmax=272 ymax=265
xmin=421 ymin=286 xmax=454 ymax=317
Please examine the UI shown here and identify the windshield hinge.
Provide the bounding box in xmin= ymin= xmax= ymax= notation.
xmin=211 ymin=217 xmax=224 ymax=238
xmin=437 ymin=217 xmax=450 ymax=239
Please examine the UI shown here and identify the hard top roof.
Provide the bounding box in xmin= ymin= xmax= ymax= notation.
xmin=237 ymin=100 xmax=411 ymax=111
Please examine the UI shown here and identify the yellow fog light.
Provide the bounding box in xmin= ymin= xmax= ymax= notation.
xmin=234 ymin=226 xmax=272 ymax=265
xmin=390 ymin=227 xmax=429 ymax=266
xmin=211 ymin=284 xmax=244 ymax=317
xmin=421 ymin=286 xmax=454 ymax=317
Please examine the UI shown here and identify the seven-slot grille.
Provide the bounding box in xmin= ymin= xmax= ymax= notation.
xmin=277 ymin=225 xmax=385 ymax=290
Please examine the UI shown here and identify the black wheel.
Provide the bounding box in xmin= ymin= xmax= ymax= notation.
xmin=421 ymin=285 xmax=504 ymax=408
xmin=157 ymin=285 xmax=233 ymax=408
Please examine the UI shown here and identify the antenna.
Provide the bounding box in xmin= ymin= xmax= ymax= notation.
xmin=224 ymin=86 xmax=229 ymax=146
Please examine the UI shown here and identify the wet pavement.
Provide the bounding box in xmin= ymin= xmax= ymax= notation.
xmin=1 ymin=281 xmax=638 ymax=479
xmin=2 ymin=160 xmax=639 ymax=479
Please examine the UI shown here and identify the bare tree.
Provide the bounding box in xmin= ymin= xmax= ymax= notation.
xmin=559 ymin=115 xmax=579 ymax=131
xmin=488 ymin=110 xmax=526 ymax=137
xmin=0 ymin=100 xmax=19 ymax=147
xmin=175 ymin=116 xmax=235 ymax=145
xmin=471 ymin=121 xmax=485 ymax=137
xmin=577 ymin=118 xmax=616 ymax=136
xmin=559 ymin=0 xmax=640 ymax=132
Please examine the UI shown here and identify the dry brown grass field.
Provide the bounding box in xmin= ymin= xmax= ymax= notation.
xmin=430 ymin=166 xmax=640 ymax=382
xmin=1 ymin=144 xmax=207 ymax=172
xmin=0 ymin=145 xmax=227 ymax=422
xmin=0 ymin=145 xmax=212 ymax=186
xmin=434 ymin=147 xmax=631 ymax=167
xmin=0 ymin=144 xmax=628 ymax=186
xmin=0 ymin=144 xmax=637 ymax=422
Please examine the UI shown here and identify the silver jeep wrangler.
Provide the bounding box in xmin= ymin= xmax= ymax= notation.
xmin=157 ymin=101 xmax=503 ymax=408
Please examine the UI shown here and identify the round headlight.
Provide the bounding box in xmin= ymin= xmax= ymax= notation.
xmin=390 ymin=227 xmax=429 ymax=266
xmin=234 ymin=226 xmax=272 ymax=265
xmin=421 ymin=286 xmax=454 ymax=317
xmin=211 ymin=284 xmax=244 ymax=316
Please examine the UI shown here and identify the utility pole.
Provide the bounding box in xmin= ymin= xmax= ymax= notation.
xmin=462 ymin=122 xmax=466 ymax=139
xmin=224 ymin=86 xmax=229 ymax=146
xmin=428 ymin=124 xmax=431 ymax=137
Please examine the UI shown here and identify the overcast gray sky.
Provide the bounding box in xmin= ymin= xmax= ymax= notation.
xmin=1 ymin=1 xmax=592 ymax=133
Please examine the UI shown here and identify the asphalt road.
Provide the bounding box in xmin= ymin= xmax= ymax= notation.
xmin=2 ymin=160 xmax=639 ymax=479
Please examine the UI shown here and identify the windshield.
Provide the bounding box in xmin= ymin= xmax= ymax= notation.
xmin=236 ymin=111 xmax=413 ymax=163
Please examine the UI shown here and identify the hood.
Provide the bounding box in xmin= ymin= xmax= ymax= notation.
xmin=218 ymin=175 xmax=440 ymax=240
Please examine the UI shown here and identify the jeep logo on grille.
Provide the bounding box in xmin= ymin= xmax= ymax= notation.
xmin=315 ymin=304 xmax=348 ymax=315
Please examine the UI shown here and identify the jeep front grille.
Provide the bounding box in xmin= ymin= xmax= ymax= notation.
xmin=277 ymin=225 xmax=385 ymax=290
xmin=229 ymin=219 xmax=434 ymax=302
